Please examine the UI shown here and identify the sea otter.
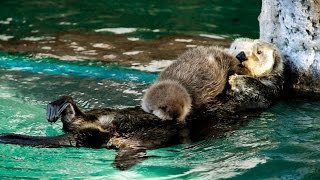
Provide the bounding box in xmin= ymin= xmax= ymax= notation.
xmin=0 ymin=96 xmax=184 ymax=170
xmin=225 ymin=38 xmax=284 ymax=111
xmin=228 ymin=38 xmax=283 ymax=77
xmin=0 ymin=96 xmax=260 ymax=170
xmin=0 ymin=39 xmax=284 ymax=170
xmin=141 ymin=46 xmax=244 ymax=123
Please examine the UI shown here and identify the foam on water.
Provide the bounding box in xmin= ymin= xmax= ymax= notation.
xmin=94 ymin=28 xmax=137 ymax=34
xmin=131 ymin=60 xmax=173 ymax=72
xmin=0 ymin=53 xmax=157 ymax=83
xmin=0 ymin=35 xmax=14 ymax=41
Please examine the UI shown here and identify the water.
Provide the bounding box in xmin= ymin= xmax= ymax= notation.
xmin=0 ymin=0 xmax=320 ymax=179
xmin=0 ymin=0 xmax=260 ymax=40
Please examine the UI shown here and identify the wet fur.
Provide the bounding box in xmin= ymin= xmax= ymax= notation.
xmin=142 ymin=46 xmax=243 ymax=122
xmin=142 ymin=80 xmax=191 ymax=122
xmin=226 ymin=38 xmax=284 ymax=110
xmin=159 ymin=46 xmax=242 ymax=107
xmin=0 ymin=40 xmax=284 ymax=170
xmin=0 ymin=96 xmax=262 ymax=170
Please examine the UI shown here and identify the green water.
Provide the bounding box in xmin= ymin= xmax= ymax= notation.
xmin=0 ymin=0 xmax=260 ymax=39
xmin=0 ymin=0 xmax=320 ymax=179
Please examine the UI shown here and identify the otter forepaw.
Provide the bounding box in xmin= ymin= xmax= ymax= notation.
xmin=228 ymin=74 xmax=246 ymax=92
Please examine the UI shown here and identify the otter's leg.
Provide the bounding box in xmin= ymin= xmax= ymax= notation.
xmin=47 ymin=96 xmax=78 ymax=123
xmin=107 ymin=137 xmax=148 ymax=170
xmin=0 ymin=133 xmax=76 ymax=148
xmin=113 ymin=147 xmax=147 ymax=170
xmin=47 ymin=96 xmax=87 ymax=133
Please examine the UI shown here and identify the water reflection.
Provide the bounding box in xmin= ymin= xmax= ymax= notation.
xmin=0 ymin=0 xmax=260 ymax=39
xmin=0 ymin=69 xmax=148 ymax=109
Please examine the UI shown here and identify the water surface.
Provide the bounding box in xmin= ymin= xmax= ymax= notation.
xmin=0 ymin=0 xmax=260 ymax=39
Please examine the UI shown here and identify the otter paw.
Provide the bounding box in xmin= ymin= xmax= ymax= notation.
xmin=228 ymin=74 xmax=246 ymax=92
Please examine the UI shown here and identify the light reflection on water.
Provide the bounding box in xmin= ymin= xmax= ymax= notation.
xmin=0 ymin=59 xmax=320 ymax=179
xmin=0 ymin=0 xmax=260 ymax=39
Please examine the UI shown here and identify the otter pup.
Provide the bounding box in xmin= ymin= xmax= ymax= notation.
xmin=141 ymin=79 xmax=192 ymax=122
xmin=142 ymin=46 xmax=242 ymax=123
xmin=226 ymin=38 xmax=284 ymax=110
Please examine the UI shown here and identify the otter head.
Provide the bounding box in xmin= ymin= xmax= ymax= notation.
xmin=141 ymin=80 xmax=192 ymax=124
xmin=228 ymin=38 xmax=255 ymax=58
xmin=229 ymin=38 xmax=283 ymax=77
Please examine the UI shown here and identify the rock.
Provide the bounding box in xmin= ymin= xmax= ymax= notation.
xmin=259 ymin=0 xmax=320 ymax=97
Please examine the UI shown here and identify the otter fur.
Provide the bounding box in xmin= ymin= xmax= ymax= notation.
xmin=225 ymin=38 xmax=284 ymax=110
xmin=0 ymin=39 xmax=285 ymax=170
xmin=142 ymin=46 xmax=242 ymax=123
xmin=228 ymin=38 xmax=283 ymax=78
xmin=0 ymin=96 xmax=260 ymax=170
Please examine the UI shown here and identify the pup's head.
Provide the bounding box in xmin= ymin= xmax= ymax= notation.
xmin=228 ymin=38 xmax=283 ymax=77
xmin=141 ymin=80 xmax=192 ymax=124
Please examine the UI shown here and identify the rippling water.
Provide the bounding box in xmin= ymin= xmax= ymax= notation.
xmin=0 ymin=55 xmax=320 ymax=179
xmin=0 ymin=0 xmax=260 ymax=40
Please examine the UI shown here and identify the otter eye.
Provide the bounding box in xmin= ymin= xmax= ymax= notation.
xmin=257 ymin=50 xmax=262 ymax=55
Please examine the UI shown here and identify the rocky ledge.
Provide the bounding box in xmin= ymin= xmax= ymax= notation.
xmin=0 ymin=32 xmax=230 ymax=71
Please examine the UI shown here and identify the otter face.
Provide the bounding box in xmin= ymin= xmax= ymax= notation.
xmin=229 ymin=38 xmax=282 ymax=77
xmin=141 ymin=80 xmax=192 ymax=123
xmin=243 ymin=41 xmax=276 ymax=77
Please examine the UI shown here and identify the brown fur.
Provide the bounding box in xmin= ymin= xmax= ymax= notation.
xmin=142 ymin=80 xmax=191 ymax=123
xmin=228 ymin=38 xmax=283 ymax=78
xmin=142 ymin=46 xmax=242 ymax=122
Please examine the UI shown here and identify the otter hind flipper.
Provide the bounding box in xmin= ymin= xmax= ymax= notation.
xmin=47 ymin=102 xmax=71 ymax=122
xmin=113 ymin=147 xmax=147 ymax=170
xmin=0 ymin=133 xmax=76 ymax=148
xmin=47 ymin=96 xmax=82 ymax=123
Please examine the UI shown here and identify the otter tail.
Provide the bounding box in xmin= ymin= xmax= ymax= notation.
xmin=0 ymin=133 xmax=76 ymax=148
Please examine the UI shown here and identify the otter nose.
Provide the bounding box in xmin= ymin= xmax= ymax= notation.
xmin=236 ymin=51 xmax=248 ymax=62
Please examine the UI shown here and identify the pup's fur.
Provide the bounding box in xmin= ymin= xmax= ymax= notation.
xmin=142 ymin=46 xmax=241 ymax=123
